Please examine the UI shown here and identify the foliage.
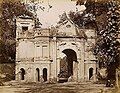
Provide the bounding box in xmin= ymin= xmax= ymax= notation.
xmin=0 ymin=63 xmax=15 ymax=82
xmin=94 ymin=0 xmax=120 ymax=86
xmin=94 ymin=0 xmax=120 ymax=67
xmin=69 ymin=11 xmax=97 ymax=30
xmin=69 ymin=0 xmax=120 ymax=86
xmin=0 ymin=0 xmax=33 ymax=63
xmin=70 ymin=0 xmax=110 ymax=31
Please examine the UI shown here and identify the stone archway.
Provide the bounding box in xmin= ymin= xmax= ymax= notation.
xmin=58 ymin=49 xmax=77 ymax=82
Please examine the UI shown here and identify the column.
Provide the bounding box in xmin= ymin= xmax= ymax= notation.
xmin=73 ymin=61 xmax=78 ymax=81
xmin=93 ymin=64 xmax=97 ymax=82
xmin=57 ymin=57 xmax=60 ymax=81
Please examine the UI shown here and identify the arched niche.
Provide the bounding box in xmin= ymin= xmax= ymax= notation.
xmin=43 ymin=68 xmax=47 ymax=82
xmin=36 ymin=68 xmax=40 ymax=82
xmin=20 ymin=68 xmax=25 ymax=80
xmin=89 ymin=68 xmax=93 ymax=80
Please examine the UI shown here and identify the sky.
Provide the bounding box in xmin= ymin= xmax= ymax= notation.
xmin=27 ymin=0 xmax=86 ymax=28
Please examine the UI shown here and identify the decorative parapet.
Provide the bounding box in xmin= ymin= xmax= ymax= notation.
xmin=17 ymin=26 xmax=96 ymax=39
xmin=34 ymin=28 xmax=50 ymax=37
xmin=17 ymin=30 xmax=34 ymax=39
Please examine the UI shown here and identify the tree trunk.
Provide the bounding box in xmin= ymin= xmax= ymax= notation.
xmin=116 ymin=69 xmax=119 ymax=88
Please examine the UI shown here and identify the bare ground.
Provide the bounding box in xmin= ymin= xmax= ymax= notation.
xmin=0 ymin=81 xmax=116 ymax=93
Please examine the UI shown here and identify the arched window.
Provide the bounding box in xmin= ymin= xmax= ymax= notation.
xmin=43 ymin=68 xmax=47 ymax=82
xmin=89 ymin=68 xmax=93 ymax=80
xmin=36 ymin=68 xmax=40 ymax=81
xmin=20 ymin=68 xmax=25 ymax=80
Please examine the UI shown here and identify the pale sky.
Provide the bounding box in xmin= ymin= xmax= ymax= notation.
xmin=30 ymin=0 xmax=86 ymax=28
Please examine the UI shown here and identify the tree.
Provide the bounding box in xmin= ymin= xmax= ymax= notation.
xmin=69 ymin=0 xmax=120 ymax=86
xmin=94 ymin=0 xmax=120 ymax=87
xmin=0 ymin=0 xmax=33 ymax=63
xmin=0 ymin=0 xmax=34 ymax=83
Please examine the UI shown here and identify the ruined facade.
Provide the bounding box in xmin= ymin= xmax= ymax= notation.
xmin=15 ymin=15 xmax=97 ymax=82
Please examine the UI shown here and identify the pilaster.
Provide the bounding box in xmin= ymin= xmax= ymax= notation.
xmin=52 ymin=37 xmax=57 ymax=78
xmin=78 ymin=38 xmax=85 ymax=81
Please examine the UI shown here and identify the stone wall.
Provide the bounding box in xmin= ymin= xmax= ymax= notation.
xmin=15 ymin=16 xmax=97 ymax=83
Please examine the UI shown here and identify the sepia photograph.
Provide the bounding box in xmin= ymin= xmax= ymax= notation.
xmin=0 ymin=0 xmax=120 ymax=93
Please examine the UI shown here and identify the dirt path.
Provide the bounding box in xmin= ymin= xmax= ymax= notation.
xmin=0 ymin=82 xmax=115 ymax=93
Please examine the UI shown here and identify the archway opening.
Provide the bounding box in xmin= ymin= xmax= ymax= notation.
xmin=89 ymin=68 xmax=93 ymax=80
xmin=36 ymin=68 xmax=40 ymax=81
xmin=43 ymin=68 xmax=47 ymax=82
xmin=58 ymin=49 xmax=77 ymax=82
xmin=20 ymin=68 xmax=25 ymax=80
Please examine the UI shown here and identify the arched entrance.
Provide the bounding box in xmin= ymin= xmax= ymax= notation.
xmin=20 ymin=68 xmax=25 ymax=80
xmin=58 ymin=49 xmax=77 ymax=82
xmin=43 ymin=68 xmax=47 ymax=82
xmin=89 ymin=68 xmax=93 ymax=80
xmin=36 ymin=68 xmax=40 ymax=81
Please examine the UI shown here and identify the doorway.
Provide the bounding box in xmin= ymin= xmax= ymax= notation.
xmin=58 ymin=49 xmax=77 ymax=82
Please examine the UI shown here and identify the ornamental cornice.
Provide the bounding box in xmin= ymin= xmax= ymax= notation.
xmin=16 ymin=58 xmax=34 ymax=62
